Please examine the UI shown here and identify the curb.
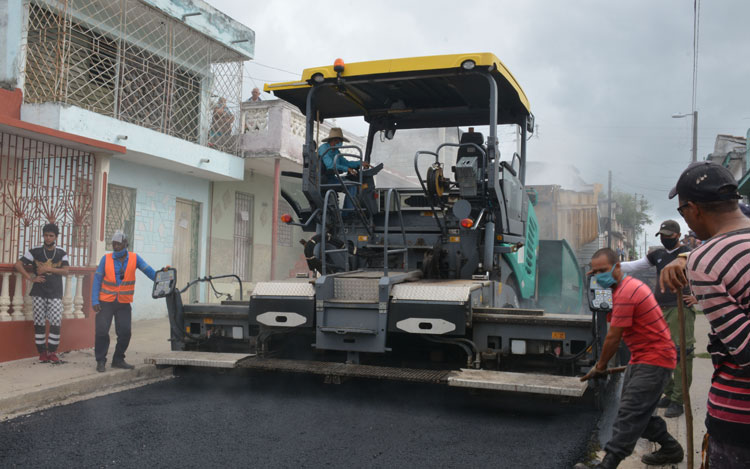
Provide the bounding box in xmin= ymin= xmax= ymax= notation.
xmin=0 ymin=365 xmax=173 ymax=420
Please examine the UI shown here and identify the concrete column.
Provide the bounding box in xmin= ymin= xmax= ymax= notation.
xmin=62 ymin=275 xmax=74 ymax=319
xmin=0 ymin=0 xmax=23 ymax=89
xmin=73 ymin=275 xmax=84 ymax=318
xmin=10 ymin=272 xmax=24 ymax=320
xmin=90 ymin=153 xmax=112 ymax=266
xmin=271 ymin=158 xmax=280 ymax=280
xmin=0 ymin=272 xmax=11 ymax=321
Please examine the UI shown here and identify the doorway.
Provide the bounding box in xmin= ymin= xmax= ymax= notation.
xmin=174 ymin=199 xmax=201 ymax=303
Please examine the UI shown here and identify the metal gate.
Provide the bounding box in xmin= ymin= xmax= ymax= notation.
xmin=0 ymin=131 xmax=94 ymax=266
xmin=233 ymin=192 xmax=253 ymax=281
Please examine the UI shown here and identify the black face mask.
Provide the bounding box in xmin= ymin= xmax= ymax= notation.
xmin=661 ymin=235 xmax=678 ymax=250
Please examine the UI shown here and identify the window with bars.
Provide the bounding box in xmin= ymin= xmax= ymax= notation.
xmin=233 ymin=192 xmax=253 ymax=281
xmin=277 ymin=199 xmax=293 ymax=247
xmin=105 ymin=184 xmax=136 ymax=247
xmin=22 ymin=0 xmax=243 ymax=154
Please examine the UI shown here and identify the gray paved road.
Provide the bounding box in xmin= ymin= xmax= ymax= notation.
xmin=0 ymin=371 xmax=602 ymax=468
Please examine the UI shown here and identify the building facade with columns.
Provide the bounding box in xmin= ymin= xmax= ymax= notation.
xmin=0 ymin=0 xmax=255 ymax=360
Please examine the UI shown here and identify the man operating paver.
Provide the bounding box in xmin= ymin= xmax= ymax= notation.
xmin=581 ymin=248 xmax=683 ymax=468
xmin=660 ymin=161 xmax=750 ymax=468
xmin=620 ymin=219 xmax=697 ymax=418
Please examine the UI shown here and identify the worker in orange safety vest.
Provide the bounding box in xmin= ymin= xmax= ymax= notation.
xmin=91 ymin=231 xmax=159 ymax=372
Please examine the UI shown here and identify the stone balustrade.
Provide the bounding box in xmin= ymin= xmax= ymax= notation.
xmin=0 ymin=266 xmax=94 ymax=322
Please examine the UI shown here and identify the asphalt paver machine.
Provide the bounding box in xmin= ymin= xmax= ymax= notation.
xmin=150 ymin=53 xmax=611 ymax=398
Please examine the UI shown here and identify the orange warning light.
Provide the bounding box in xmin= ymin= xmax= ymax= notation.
xmin=333 ymin=58 xmax=345 ymax=73
xmin=280 ymin=213 xmax=292 ymax=224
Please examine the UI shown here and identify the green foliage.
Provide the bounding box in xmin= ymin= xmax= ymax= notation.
xmin=613 ymin=191 xmax=652 ymax=236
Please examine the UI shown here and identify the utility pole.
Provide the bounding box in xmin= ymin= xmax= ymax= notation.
xmin=607 ymin=170 xmax=612 ymax=249
xmin=691 ymin=111 xmax=698 ymax=163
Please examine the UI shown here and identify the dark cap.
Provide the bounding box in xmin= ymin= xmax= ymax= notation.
xmin=669 ymin=161 xmax=740 ymax=202
xmin=655 ymin=219 xmax=680 ymax=237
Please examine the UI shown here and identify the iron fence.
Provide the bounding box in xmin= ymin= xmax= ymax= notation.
xmin=21 ymin=0 xmax=243 ymax=155
xmin=0 ymin=131 xmax=94 ymax=267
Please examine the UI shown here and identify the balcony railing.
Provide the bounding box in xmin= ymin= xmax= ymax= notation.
xmin=0 ymin=264 xmax=96 ymax=321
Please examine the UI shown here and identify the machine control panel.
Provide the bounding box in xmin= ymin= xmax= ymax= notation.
xmin=152 ymin=268 xmax=177 ymax=299
xmin=588 ymin=276 xmax=613 ymax=312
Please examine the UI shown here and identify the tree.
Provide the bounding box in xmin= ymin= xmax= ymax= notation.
xmin=613 ymin=191 xmax=652 ymax=238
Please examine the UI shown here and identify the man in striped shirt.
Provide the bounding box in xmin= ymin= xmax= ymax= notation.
xmin=582 ymin=248 xmax=681 ymax=468
xmin=661 ymin=161 xmax=750 ymax=468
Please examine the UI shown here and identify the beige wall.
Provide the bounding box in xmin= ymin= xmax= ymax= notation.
xmin=208 ymin=170 xmax=307 ymax=300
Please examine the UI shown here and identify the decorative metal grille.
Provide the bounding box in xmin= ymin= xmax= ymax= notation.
xmin=21 ymin=0 xmax=244 ymax=155
xmin=277 ymin=199 xmax=292 ymax=247
xmin=233 ymin=192 xmax=253 ymax=281
xmin=0 ymin=131 xmax=94 ymax=267
xmin=104 ymin=184 xmax=136 ymax=246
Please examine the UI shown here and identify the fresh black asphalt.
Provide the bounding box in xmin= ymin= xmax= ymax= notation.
xmin=0 ymin=371 xmax=603 ymax=468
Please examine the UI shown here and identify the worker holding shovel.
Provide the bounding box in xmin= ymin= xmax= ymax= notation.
xmin=581 ymin=247 xmax=683 ymax=468
xmin=660 ymin=161 xmax=750 ymax=469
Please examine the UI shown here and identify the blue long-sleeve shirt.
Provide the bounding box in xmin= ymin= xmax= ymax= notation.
xmin=91 ymin=249 xmax=156 ymax=305
xmin=319 ymin=142 xmax=361 ymax=172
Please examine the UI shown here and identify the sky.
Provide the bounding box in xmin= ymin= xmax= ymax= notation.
xmin=209 ymin=0 xmax=750 ymax=256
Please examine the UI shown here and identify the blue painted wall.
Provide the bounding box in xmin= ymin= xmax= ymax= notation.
xmin=106 ymin=159 xmax=210 ymax=319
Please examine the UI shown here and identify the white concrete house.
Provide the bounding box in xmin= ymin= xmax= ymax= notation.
xmin=1 ymin=0 xmax=254 ymax=317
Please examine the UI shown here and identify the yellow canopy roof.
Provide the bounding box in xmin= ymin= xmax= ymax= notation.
xmin=265 ymin=53 xmax=531 ymax=129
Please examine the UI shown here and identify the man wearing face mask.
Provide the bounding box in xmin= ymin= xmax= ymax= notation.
xmin=619 ymin=219 xmax=697 ymax=418
xmin=91 ymin=231 xmax=158 ymax=372
xmin=581 ymin=248 xmax=681 ymax=468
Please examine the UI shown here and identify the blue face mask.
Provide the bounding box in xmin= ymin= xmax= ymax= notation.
xmin=595 ymin=264 xmax=618 ymax=288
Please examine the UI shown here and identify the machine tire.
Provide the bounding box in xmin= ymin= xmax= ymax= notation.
xmin=303 ymin=234 xmax=346 ymax=273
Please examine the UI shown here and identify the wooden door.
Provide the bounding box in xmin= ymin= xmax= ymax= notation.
xmin=174 ymin=199 xmax=201 ymax=302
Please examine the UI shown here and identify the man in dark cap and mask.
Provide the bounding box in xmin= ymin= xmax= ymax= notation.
xmin=660 ymin=161 xmax=750 ymax=468
xmin=620 ymin=219 xmax=697 ymax=418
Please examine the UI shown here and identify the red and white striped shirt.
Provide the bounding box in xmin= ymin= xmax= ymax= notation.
xmin=688 ymin=228 xmax=750 ymax=445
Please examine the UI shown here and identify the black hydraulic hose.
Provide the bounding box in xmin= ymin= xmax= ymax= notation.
xmin=179 ymin=274 xmax=243 ymax=301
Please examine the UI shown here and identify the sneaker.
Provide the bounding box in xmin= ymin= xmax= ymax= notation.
xmin=665 ymin=402 xmax=684 ymax=418
xmin=39 ymin=351 xmax=49 ymax=363
xmin=96 ymin=361 xmax=106 ymax=373
xmin=111 ymin=359 xmax=135 ymax=370
xmin=641 ymin=437 xmax=684 ymax=465
xmin=657 ymin=396 xmax=671 ymax=408
xmin=46 ymin=352 xmax=60 ymax=363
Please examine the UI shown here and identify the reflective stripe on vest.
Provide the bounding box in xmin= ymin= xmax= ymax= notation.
xmin=100 ymin=253 xmax=138 ymax=303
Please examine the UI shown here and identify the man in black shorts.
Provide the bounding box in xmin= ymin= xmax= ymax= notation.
xmin=14 ymin=223 xmax=70 ymax=363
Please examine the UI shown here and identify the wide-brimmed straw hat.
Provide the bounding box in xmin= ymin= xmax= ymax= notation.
xmin=322 ymin=127 xmax=349 ymax=143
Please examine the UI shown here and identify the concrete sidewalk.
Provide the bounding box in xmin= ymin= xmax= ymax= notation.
xmin=606 ymin=312 xmax=712 ymax=469
xmin=0 ymin=317 xmax=174 ymax=421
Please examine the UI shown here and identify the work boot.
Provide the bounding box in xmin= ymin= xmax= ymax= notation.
xmin=594 ymin=452 xmax=621 ymax=469
xmin=111 ymin=359 xmax=135 ymax=370
xmin=39 ymin=351 xmax=49 ymax=363
xmin=47 ymin=352 xmax=60 ymax=363
xmin=665 ymin=402 xmax=684 ymax=418
xmin=657 ymin=396 xmax=671 ymax=408
xmin=96 ymin=361 xmax=106 ymax=373
xmin=641 ymin=435 xmax=684 ymax=465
